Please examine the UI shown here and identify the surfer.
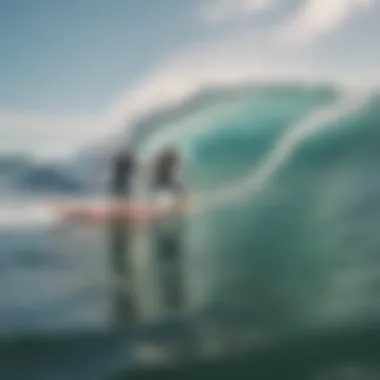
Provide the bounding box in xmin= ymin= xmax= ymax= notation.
xmin=111 ymin=149 xmax=135 ymax=198
xmin=150 ymin=147 xmax=186 ymax=315
xmin=152 ymin=148 xmax=181 ymax=190
xmin=109 ymin=148 xmax=137 ymax=325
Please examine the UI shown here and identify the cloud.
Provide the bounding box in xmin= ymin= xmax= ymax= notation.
xmin=199 ymin=0 xmax=278 ymax=24
xmin=0 ymin=111 xmax=102 ymax=161
xmin=199 ymin=0 xmax=375 ymax=45
xmin=276 ymin=0 xmax=375 ymax=45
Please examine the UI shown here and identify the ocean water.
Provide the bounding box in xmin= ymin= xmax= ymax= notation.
xmin=1 ymin=83 xmax=380 ymax=379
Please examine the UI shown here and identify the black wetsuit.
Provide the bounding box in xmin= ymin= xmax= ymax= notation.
xmin=111 ymin=152 xmax=135 ymax=195
xmin=109 ymin=151 xmax=136 ymax=325
xmin=151 ymin=167 xmax=185 ymax=313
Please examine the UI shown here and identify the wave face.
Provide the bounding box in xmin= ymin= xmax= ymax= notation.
xmin=133 ymin=82 xmax=380 ymax=332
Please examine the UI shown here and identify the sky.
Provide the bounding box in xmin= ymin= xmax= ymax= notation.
xmin=0 ymin=0 xmax=379 ymax=161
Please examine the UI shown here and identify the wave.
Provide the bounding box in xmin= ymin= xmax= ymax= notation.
xmin=129 ymin=82 xmax=341 ymax=153
xmin=1 ymin=82 xmax=379 ymax=226
xmin=1 ymin=81 xmax=380 ymax=379
xmin=122 ymin=81 xmax=380 ymax=329
xmin=192 ymin=89 xmax=373 ymax=212
xmin=127 ymin=83 xmax=377 ymax=209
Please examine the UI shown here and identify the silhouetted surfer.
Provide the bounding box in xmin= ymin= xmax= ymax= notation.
xmin=111 ymin=150 xmax=135 ymax=196
xmin=151 ymin=148 xmax=185 ymax=315
xmin=109 ymin=149 xmax=136 ymax=326
xmin=152 ymin=148 xmax=182 ymax=191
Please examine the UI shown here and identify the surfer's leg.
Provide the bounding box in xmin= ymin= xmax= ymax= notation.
xmin=156 ymin=236 xmax=184 ymax=313
xmin=108 ymin=194 xmax=136 ymax=325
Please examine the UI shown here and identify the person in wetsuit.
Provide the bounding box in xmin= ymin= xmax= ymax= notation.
xmin=151 ymin=148 xmax=185 ymax=314
xmin=109 ymin=149 xmax=136 ymax=325
xmin=111 ymin=150 xmax=135 ymax=196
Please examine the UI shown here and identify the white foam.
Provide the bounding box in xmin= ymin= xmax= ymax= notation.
xmin=0 ymin=202 xmax=60 ymax=228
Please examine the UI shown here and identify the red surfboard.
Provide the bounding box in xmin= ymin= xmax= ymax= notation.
xmin=56 ymin=199 xmax=190 ymax=224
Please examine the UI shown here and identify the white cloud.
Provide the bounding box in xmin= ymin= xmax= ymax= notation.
xmin=0 ymin=111 xmax=102 ymax=161
xmin=277 ymin=0 xmax=375 ymax=45
xmin=199 ymin=0 xmax=278 ymax=24
xmin=199 ymin=0 xmax=375 ymax=45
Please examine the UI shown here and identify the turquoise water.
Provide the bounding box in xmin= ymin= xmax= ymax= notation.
xmin=136 ymin=83 xmax=380 ymax=332
xmin=1 ymin=83 xmax=380 ymax=378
